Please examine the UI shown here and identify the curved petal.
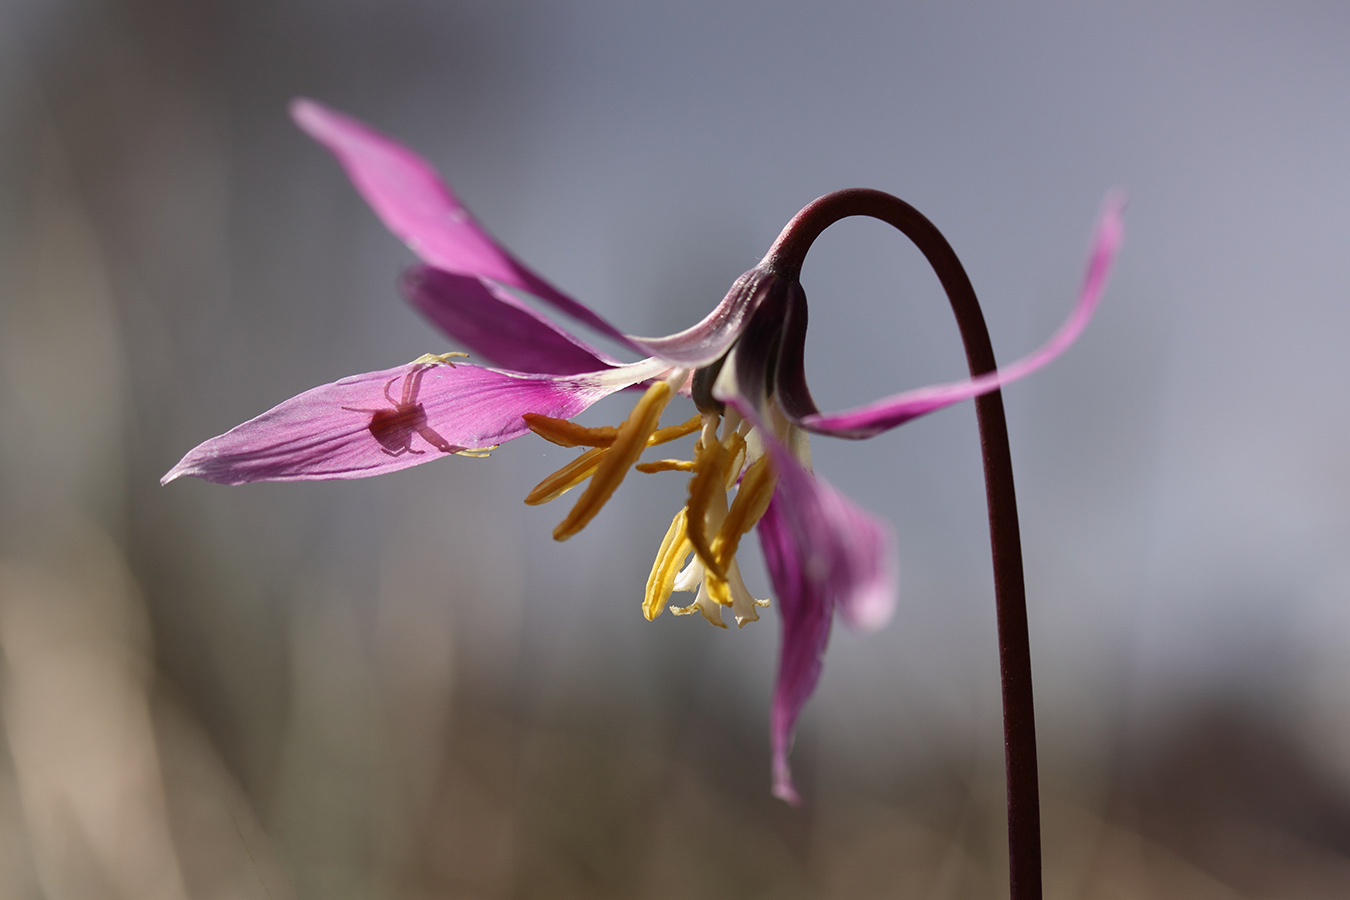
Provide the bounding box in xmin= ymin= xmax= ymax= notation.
xmin=780 ymin=192 xmax=1126 ymax=439
xmin=162 ymin=358 xmax=667 ymax=485
xmin=759 ymin=460 xmax=898 ymax=804
xmin=291 ymin=98 xmax=638 ymax=349
xmin=757 ymin=496 xmax=821 ymax=806
xmin=401 ymin=267 xmax=623 ymax=375
xmin=624 ymin=265 xmax=790 ymax=368
xmin=704 ymin=272 xmax=798 ymax=408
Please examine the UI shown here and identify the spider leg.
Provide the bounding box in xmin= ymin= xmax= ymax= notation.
xmin=417 ymin=424 xmax=458 ymax=454
xmin=383 ymin=375 xmax=403 ymax=406
xmin=401 ymin=365 xmax=427 ymax=406
xmin=400 ymin=352 xmax=467 ymax=403
xmin=396 ymin=367 xmax=418 ymax=407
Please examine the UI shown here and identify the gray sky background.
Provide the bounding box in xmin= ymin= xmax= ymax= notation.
xmin=3 ymin=0 xmax=1349 ymax=856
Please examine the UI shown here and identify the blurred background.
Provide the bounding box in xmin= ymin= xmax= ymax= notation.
xmin=2 ymin=0 xmax=1349 ymax=897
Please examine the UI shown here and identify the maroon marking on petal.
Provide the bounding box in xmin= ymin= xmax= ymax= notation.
xmin=344 ymin=365 xmax=455 ymax=457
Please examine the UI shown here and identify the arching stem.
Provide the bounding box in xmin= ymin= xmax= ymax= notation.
xmin=768 ymin=188 xmax=1041 ymax=900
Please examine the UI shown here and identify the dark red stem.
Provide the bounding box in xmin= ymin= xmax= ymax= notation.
xmin=769 ymin=188 xmax=1041 ymax=900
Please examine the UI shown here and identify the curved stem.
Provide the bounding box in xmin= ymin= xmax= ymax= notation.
xmin=769 ymin=188 xmax=1041 ymax=900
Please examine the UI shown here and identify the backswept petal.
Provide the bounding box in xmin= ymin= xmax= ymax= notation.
xmin=625 ymin=265 xmax=793 ymax=368
xmin=401 ymin=266 xmax=623 ymax=375
xmin=704 ymin=271 xmax=798 ymax=410
xmin=757 ymin=496 xmax=820 ymax=806
xmin=163 ymin=358 xmax=667 ymax=485
xmin=291 ymin=98 xmax=637 ymax=348
xmin=779 ymin=192 xmax=1126 ymax=438
xmin=759 ymin=465 xmax=898 ymax=804
xmin=720 ymin=326 xmax=898 ymax=802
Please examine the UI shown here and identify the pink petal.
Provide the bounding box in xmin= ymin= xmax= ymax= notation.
xmin=793 ymin=192 xmax=1126 ymax=438
xmin=291 ymin=98 xmax=636 ymax=348
xmin=756 ymin=496 xmax=819 ymax=806
xmin=163 ymin=359 xmax=664 ymax=485
xmin=401 ymin=267 xmax=623 ymax=375
xmin=757 ymin=447 xmax=898 ymax=804
xmin=625 ymin=266 xmax=793 ymax=368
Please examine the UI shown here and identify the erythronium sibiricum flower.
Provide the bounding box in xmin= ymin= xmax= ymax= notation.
xmin=164 ymin=99 xmax=1124 ymax=803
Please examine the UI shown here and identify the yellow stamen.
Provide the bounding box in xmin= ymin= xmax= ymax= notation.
xmin=722 ymin=432 xmax=747 ymax=490
xmin=644 ymin=508 xmax=693 ymax=620
xmin=647 ymin=414 xmax=701 ymax=446
xmin=637 ymin=409 xmax=780 ymax=630
xmin=524 ymin=446 xmax=607 ymax=505
xmin=684 ymin=436 xmax=731 ymax=577
xmin=710 ymin=454 xmax=777 ymax=571
xmin=704 ymin=571 xmax=733 ymax=608
xmin=524 ymin=412 xmax=698 ymax=450
xmin=635 ymin=459 xmax=696 ymax=474
xmin=523 ymin=414 xmax=619 ymax=448
xmin=552 ymin=382 xmax=673 ymax=540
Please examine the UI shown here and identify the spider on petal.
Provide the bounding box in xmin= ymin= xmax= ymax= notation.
xmin=342 ymin=352 xmax=469 ymax=457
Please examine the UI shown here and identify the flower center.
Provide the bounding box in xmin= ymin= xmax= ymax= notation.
xmin=522 ymin=384 xmax=778 ymax=628
xmin=642 ymin=411 xmax=777 ymax=628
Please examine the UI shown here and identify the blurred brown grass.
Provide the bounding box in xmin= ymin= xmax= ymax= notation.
xmin=6 ymin=537 xmax=1350 ymax=900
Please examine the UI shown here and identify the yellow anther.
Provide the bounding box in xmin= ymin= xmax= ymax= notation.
xmin=523 ymin=414 xmax=619 ymax=448
xmin=705 ymin=572 xmax=734 ymax=609
xmin=644 ymin=508 xmax=693 ymax=620
xmin=710 ymin=454 xmax=777 ymax=571
xmin=684 ymin=436 xmax=731 ymax=578
xmin=635 ymin=459 xmax=696 ymax=474
xmin=412 ymin=351 xmax=469 ymax=366
xmin=454 ymin=445 xmax=499 ymax=458
xmin=722 ymin=432 xmax=747 ymax=490
xmin=524 ymin=411 xmax=698 ymax=450
xmin=647 ymin=414 xmax=701 ymax=447
xmin=524 ymin=446 xmax=607 ymax=505
xmin=641 ymin=413 xmax=775 ymax=630
xmin=552 ymin=381 xmax=673 ymax=540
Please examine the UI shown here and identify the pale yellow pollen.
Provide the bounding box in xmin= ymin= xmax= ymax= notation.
xmin=524 ymin=446 xmax=607 ymax=505
xmin=454 ymin=445 xmax=499 ymax=458
xmin=643 ymin=508 xmax=693 ymax=620
xmin=411 ymin=351 xmax=469 ymax=366
xmin=551 ymin=382 xmax=673 ymax=541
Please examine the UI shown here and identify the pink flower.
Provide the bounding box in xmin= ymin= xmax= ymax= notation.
xmin=165 ymin=100 xmax=1123 ymax=802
